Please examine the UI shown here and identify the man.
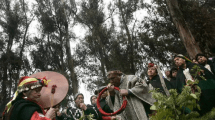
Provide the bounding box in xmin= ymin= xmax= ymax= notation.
xmin=195 ymin=53 xmax=215 ymax=74
xmin=67 ymin=93 xmax=98 ymax=120
xmin=106 ymin=70 xmax=155 ymax=120
xmin=147 ymin=63 xmax=172 ymax=95
xmin=174 ymin=54 xmax=215 ymax=115
xmin=165 ymin=70 xmax=171 ymax=81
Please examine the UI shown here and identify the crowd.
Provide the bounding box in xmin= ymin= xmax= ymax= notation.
xmin=1 ymin=53 xmax=215 ymax=120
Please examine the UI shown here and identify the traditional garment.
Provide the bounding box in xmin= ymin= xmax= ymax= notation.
xmin=176 ymin=61 xmax=215 ymax=115
xmin=169 ymin=77 xmax=177 ymax=89
xmin=67 ymin=104 xmax=98 ymax=120
xmin=107 ymin=75 xmax=155 ymax=120
xmin=148 ymin=75 xmax=172 ymax=95
xmin=3 ymin=95 xmax=50 ymax=120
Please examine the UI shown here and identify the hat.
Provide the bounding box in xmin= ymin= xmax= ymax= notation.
xmin=174 ymin=54 xmax=192 ymax=62
xmin=74 ymin=93 xmax=84 ymax=100
xmin=94 ymin=86 xmax=106 ymax=95
xmin=148 ymin=63 xmax=154 ymax=68
xmin=6 ymin=76 xmax=51 ymax=112
xmin=17 ymin=76 xmax=50 ymax=93
xmin=195 ymin=53 xmax=207 ymax=61
xmin=107 ymin=70 xmax=122 ymax=77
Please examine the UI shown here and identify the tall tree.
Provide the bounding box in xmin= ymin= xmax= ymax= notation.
xmin=165 ymin=0 xmax=202 ymax=59
xmin=33 ymin=0 xmax=78 ymax=103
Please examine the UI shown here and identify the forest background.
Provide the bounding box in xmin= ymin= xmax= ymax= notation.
xmin=0 ymin=0 xmax=215 ymax=115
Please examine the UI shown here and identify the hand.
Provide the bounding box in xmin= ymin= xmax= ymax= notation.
xmin=79 ymin=103 xmax=87 ymax=110
xmin=45 ymin=108 xmax=56 ymax=119
xmin=107 ymin=83 xmax=114 ymax=92
xmin=57 ymin=111 xmax=61 ymax=116
xmin=119 ymin=89 xmax=128 ymax=96
xmin=111 ymin=116 xmax=117 ymax=120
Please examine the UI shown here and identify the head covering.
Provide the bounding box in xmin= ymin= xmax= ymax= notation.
xmin=6 ymin=76 xmax=50 ymax=112
xmin=94 ymin=86 xmax=106 ymax=95
xmin=107 ymin=70 xmax=122 ymax=77
xmin=174 ymin=54 xmax=192 ymax=62
xmin=74 ymin=93 xmax=84 ymax=101
xmin=148 ymin=63 xmax=154 ymax=68
xmin=195 ymin=53 xmax=207 ymax=61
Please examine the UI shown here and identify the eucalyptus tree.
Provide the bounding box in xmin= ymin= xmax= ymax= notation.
xmin=0 ymin=0 xmax=32 ymax=110
xmin=73 ymin=0 xmax=113 ymax=88
xmin=33 ymin=0 xmax=78 ymax=103
xmin=149 ymin=0 xmax=215 ymax=58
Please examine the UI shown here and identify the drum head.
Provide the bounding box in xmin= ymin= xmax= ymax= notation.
xmin=30 ymin=71 xmax=69 ymax=108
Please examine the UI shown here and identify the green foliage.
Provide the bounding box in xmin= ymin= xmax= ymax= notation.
xmin=149 ymin=65 xmax=215 ymax=119
xmin=78 ymin=111 xmax=94 ymax=120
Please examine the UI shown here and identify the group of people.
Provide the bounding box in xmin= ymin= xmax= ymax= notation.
xmin=1 ymin=53 xmax=215 ymax=120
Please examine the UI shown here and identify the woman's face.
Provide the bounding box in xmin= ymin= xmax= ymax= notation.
xmin=24 ymin=87 xmax=42 ymax=102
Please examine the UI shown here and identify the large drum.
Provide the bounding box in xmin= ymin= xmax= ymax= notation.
xmin=30 ymin=71 xmax=69 ymax=108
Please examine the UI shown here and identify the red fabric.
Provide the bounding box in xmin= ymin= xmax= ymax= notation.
xmin=148 ymin=63 xmax=154 ymax=68
xmin=30 ymin=111 xmax=51 ymax=120
xmin=96 ymin=87 xmax=127 ymax=119
xmin=18 ymin=76 xmax=31 ymax=85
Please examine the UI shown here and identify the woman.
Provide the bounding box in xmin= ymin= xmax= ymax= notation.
xmin=3 ymin=76 xmax=56 ymax=120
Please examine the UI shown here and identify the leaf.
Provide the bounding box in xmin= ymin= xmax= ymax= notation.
xmin=150 ymin=105 xmax=157 ymax=110
xmin=190 ymin=94 xmax=197 ymax=99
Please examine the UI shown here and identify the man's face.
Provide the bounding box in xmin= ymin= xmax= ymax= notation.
xmin=75 ymin=95 xmax=84 ymax=107
xmin=197 ymin=56 xmax=207 ymax=65
xmin=165 ymin=71 xmax=170 ymax=77
xmin=91 ymin=96 xmax=97 ymax=105
xmin=174 ymin=57 xmax=185 ymax=67
xmin=108 ymin=73 xmax=121 ymax=87
xmin=172 ymin=70 xmax=177 ymax=77
xmin=147 ymin=67 xmax=157 ymax=78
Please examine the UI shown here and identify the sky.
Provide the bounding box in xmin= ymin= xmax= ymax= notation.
xmin=11 ymin=0 xmax=152 ymax=105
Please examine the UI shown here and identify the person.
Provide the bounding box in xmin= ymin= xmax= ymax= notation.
xmin=94 ymin=86 xmax=113 ymax=120
xmin=67 ymin=93 xmax=98 ymax=120
xmin=55 ymin=104 xmax=64 ymax=120
xmin=165 ymin=70 xmax=171 ymax=81
xmin=147 ymin=63 xmax=172 ymax=95
xmin=106 ymin=70 xmax=155 ymax=120
xmin=174 ymin=54 xmax=215 ymax=115
xmin=90 ymin=95 xmax=97 ymax=106
xmin=195 ymin=53 xmax=215 ymax=74
xmin=169 ymin=67 xmax=178 ymax=89
xmin=2 ymin=76 xmax=56 ymax=120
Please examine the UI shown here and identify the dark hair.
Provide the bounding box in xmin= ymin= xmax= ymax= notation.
xmin=170 ymin=67 xmax=178 ymax=78
xmin=195 ymin=53 xmax=207 ymax=61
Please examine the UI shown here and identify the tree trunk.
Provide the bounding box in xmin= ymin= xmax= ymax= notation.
xmin=166 ymin=0 xmax=202 ymax=59
xmin=118 ymin=0 xmax=135 ymax=74
xmin=65 ymin=23 xmax=78 ymax=95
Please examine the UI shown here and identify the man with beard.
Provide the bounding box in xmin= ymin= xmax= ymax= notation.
xmin=106 ymin=70 xmax=155 ymax=120
xmin=174 ymin=54 xmax=215 ymax=115
xmin=195 ymin=53 xmax=215 ymax=74
xmin=67 ymin=93 xmax=98 ymax=120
